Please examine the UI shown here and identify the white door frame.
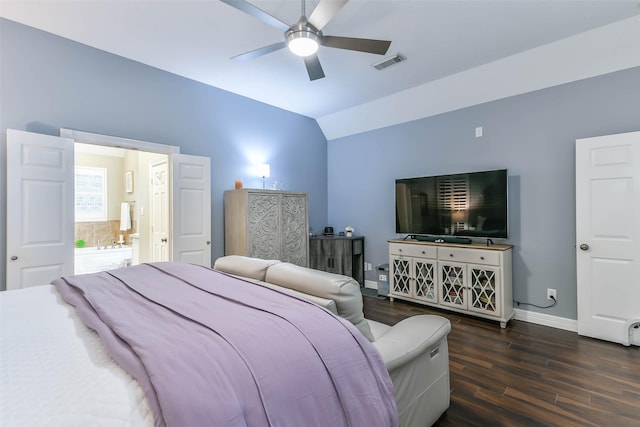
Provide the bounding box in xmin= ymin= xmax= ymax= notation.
xmin=60 ymin=129 xmax=180 ymax=155
xmin=61 ymin=129 xmax=212 ymax=268
xmin=63 ymin=128 xmax=179 ymax=266
xmin=6 ymin=129 xmax=211 ymax=289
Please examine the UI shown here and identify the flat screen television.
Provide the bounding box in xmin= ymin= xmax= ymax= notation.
xmin=395 ymin=169 xmax=508 ymax=239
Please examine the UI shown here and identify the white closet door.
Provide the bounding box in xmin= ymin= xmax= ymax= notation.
xmin=6 ymin=129 xmax=74 ymax=289
xmin=576 ymin=131 xmax=640 ymax=346
xmin=171 ymin=154 xmax=211 ymax=267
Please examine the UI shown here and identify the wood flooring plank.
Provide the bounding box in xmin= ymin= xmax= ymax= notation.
xmin=555 ymin=394 xmax=640 ymax=427
xmin=448 ymin=352 xmax=494 ymax=370
xmin=492 ymin=387 xmax=596 ymax=427
xmin=589 ymin=392 xmax=640 ymax=420
xmin=437 ymin=393 xmax=535 ymax=427
xmin=362 ymin=296 xmax=640 ymax=427
xmin=541 ymin=368 xmax=632 ymax=398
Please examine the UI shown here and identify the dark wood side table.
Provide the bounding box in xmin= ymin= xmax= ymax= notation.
xmin=309 ymin=235 xmax=365 ymax=286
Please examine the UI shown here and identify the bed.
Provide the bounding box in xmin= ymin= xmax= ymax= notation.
xmin=0 ymin=262 xmax=398 ymax=427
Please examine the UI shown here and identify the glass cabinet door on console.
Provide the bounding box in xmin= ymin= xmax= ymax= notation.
xmin=468 ymin=266 xmax=501 ymax=315
xmin=389 ymin=243 xmax=438 ymax=303
xmin=414 ymin=258 xmax=437 ymax=303
xmin=439 ymin=262 xmax=466 ymax=309
xmin=439 ymin=262 xmax=501 ymax=317
xmin=390 ymin=255 xmax=437 ymax=303
xmin=390 ymin=256 xmax=412 ymax=298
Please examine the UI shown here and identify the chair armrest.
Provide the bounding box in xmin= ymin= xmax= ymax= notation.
xmin=259 ymin=281 xmax=339 ymax=315
xmin=214 ymin=255 xmax=280 ymax=281
xmin=370 ymin=315 xmax=451 ymax=371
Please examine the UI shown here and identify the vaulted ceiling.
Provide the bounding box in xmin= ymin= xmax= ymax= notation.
xmin=2 ymin=1 xmax=639 ymax=139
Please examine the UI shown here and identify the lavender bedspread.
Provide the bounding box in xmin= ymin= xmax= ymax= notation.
xmin=52 ymin=262 xmax=398 ymax=427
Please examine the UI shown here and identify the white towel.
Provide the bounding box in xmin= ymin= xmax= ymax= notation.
xmin=120 ymin=202 xmax=131 ymax=231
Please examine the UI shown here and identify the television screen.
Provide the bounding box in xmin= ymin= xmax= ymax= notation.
xmin=395 ymin=169 xmax=508 ymax=239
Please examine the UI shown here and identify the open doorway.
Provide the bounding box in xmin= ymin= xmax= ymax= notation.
xmin=73 ymin=142 xmax=169 ymax=274
xmin=6 ymin=128 xmax=211 ymax=290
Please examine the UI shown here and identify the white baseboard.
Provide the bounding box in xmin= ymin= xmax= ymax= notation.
xmin=364 ymin=280 xmax=378 ymax=290
xmin=513 ymin=308 xmax=578 ymax=332
xmin=368 ymin=284 xmax=578 ymax=332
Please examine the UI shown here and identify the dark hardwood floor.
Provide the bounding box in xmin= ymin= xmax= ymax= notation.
xmin=363 ymin=296 xmax=640 ymax=427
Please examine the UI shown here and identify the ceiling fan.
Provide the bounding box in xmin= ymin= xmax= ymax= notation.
xmin=220 ymin=0 xmax=392 ymax=81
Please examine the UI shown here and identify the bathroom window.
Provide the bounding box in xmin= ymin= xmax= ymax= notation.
xmin=75 ymin=166 xmax=107 ymax=221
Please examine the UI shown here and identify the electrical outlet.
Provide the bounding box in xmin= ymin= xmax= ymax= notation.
xmin=547 ymin=288 xmax=557 ymax=301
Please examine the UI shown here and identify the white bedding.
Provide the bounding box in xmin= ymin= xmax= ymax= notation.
xmin=0 ymin=285 xmax=153 ymax=426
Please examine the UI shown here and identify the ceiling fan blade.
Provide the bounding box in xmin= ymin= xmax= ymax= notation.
xmin=219 ymin=0 xmax=290 ymax=32
xmin=322 ymin=35 xmax=391 ymax=55
xmin=231 ymin=41 xmax=287 ymax=62
xmin=303 ymin=55 xmax=325 ymax=81
xmin=307 ymin=0 xmax=349 ymax=31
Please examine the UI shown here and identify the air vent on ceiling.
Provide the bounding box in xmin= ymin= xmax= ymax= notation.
xmin=373 ymin=53 xmax=406 ymax=70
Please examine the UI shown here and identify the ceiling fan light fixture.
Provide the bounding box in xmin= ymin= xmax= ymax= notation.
xmin=287 ymin=30 xmax=320 ymax=57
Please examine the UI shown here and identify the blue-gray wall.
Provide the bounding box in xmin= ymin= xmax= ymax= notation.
xmin=327 ymin=66 xmax=640 ymax=320
xmin=0 ymin=18 xmax=328 ymax=290
xmin=3 ymin=18 xmax=639 ymax=321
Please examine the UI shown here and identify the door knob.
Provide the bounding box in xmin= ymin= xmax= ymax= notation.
xmin=579 ymin=244 xmax=589 ymax=251
xmin=10 ymin=256 xmax=18 ymax=261
xmin=206 ymin=241 xmax=211 ymax=245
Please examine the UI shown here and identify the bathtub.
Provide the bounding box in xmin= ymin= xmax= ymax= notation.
xmin=75 ymin=246 xmax=133 ymax=275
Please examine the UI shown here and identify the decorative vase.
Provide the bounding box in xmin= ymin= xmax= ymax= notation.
xmin=346 ymin=231 xmax=352 ymax=237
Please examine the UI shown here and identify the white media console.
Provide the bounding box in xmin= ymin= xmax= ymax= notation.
xmin=388 ymin=239 xmax=514 ymax=328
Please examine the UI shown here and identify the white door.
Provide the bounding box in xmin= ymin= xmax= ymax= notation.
xmin=150 ymin=160 xmax=170 ymax=262
xmin=171 ymin=154 xmax=211 ymax=267
xmin=6 ymin=129 xmax=74 ymax=289
xmin=576 ymin=131 xmax=640 ymax=346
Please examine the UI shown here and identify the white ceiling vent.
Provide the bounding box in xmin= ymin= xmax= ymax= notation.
xmin=373 ymin=53 xmax=406 ymax=70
